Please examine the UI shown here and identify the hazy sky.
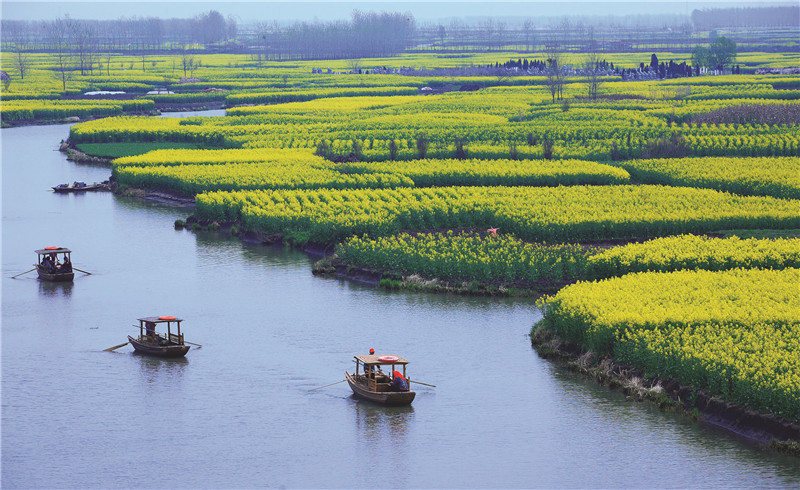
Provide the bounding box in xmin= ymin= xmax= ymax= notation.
xmin=1 ymin=1 xmax=791 ymax=23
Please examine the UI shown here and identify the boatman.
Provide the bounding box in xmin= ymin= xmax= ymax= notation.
xmin=365 ymin=348 xmax=376 ymax=377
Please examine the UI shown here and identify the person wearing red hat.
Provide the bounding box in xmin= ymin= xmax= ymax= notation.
xmin=365 ymin=348 xmax=377 ymax=378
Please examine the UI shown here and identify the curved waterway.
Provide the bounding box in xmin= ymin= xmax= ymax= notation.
xmin=2 ymin=119 xmax=799 ymax=488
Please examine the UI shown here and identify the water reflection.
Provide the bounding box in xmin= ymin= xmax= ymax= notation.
xmin=352 ymin=400 xmax=414 ymax=481
xmin=37 ymin=280 xmax=73 ymax=298
xmin=135 ymin=354 xmax=188 ymax=384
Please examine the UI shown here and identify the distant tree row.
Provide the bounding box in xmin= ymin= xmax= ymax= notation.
xmin=254 ymin=11 xmax=416 ymax=60
xmin=2 ymin=10 xmax=237 ymax=51
xmin=691 ymin=6 xmax=800 ymax=28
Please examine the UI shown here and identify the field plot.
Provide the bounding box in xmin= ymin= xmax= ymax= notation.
xmin=538 ymin=268 xmax=800 ymax=423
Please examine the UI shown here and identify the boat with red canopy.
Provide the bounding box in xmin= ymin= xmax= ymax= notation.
xmin=128 ymin=316 xmax=190 ymax=358
xmin=345 ymin=354 xmax=416 ymax=405
xmin=34 ymin=247 xmax=74 ymax=282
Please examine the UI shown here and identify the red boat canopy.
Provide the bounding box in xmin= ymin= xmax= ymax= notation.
xmin=35 ymin=247 xmax=71 ymax=255
xmin=354 ymin=355 xmax=409 ymax=365
xmin=138 ymin=316 xmax=184 ymax=323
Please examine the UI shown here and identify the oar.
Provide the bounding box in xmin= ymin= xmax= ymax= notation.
xmin=410 ymin=380 xmax=437 ymax=388
xmin=308 ymin=379 xmax=346 ymax=391
xmin=11 ymin=268 xmax=36 ymax=279
xmin=73 ymin=267 xmax=92 ymax=275
xmin=104 ymin=342 xmax=129 ymax=352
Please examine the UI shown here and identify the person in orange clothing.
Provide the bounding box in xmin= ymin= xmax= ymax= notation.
xmin=389 ymin=370 xmax=409 ymax=391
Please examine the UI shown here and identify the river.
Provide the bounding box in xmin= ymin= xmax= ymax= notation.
xmin=2 ymin=119 xmax=799 ymax=488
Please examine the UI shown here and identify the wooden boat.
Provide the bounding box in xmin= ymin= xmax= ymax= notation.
xmin=345 ymin=354 xmax=416 ymax=406
xmin=35 ymin=247 xmax=75 ymax=282
xmin=128 ymin=316 xmax=190 ymax=358
xmin=52 ymin=181 xmax=103 ymax=193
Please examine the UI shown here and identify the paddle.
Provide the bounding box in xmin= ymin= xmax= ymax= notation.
xmin=410 ymin=380 xmax=437 ymax=388
xmin=11 ymin=268 xmax=36 ymax=279
xmin=73 ymin=268 xmax=92 ymax=275
xmin=104 ymin=342 xmax=129 ymax=352
xmin=308 ymin=379 xmax=346 ymax=391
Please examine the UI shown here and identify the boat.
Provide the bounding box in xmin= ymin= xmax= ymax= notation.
xmin=128 ymin=316 xmax=190 ymax=358
xmin=52 ymin=181 xmax=103 ymax=193
xmin=35 ymin=247 xmax=75 ymax=282
xmin=345 ymin=354 xmax=416 ymax=406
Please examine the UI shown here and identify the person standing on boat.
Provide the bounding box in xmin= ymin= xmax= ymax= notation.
xmin=365 ymin=348 xmax=377 ymax=377
xmin=146 ymin=322 xmax=156 ymax=339
xmin=389 ymin=370 xmax=409 ymax=392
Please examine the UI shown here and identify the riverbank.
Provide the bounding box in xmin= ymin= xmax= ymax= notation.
xmin=2 ymin=104 xmax=222 ymax=129
xmin=529 ymin=324 xmax=800 ymax=455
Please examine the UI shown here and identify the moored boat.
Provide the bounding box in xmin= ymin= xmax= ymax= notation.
xmin=52 ymin=181 xmax=103 ymax=193
xmin=346 ymin=354 xmax=416 ymax=406
xmin=35 ymin=247 xmax=75 ymax=282
xmin=128 ymin=316 xmax=190 ymax=358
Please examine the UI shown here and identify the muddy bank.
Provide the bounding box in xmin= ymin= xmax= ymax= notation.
xmin=2 ymin=111 xmax=157 ymax=129
xmin=530 ymin=325 xmax=800 ymax=455
xmin=59 ymin=141 xmax=114 ymax=165
xmin=312 ymin=253 xmax=557 ymax=296
xmin=118 ymin=187 xmax=196 ymax=206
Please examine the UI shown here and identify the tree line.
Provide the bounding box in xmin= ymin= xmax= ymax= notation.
xmin=691 ymin=6 xmax=800 ymax=29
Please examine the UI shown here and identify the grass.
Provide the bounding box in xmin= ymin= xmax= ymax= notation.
xmin=76 ymin=142 xmax=206 ymax=158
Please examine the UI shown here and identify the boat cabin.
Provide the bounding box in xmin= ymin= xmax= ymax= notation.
xmin=34 ymin=247 xmax=74 ymax=281
xmin=353 ymin=355 xmax=411 ymax=391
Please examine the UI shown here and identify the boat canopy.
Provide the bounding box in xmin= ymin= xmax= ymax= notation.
xmin=35 ymin=247 xmax=71 ymax=255
xmin=138 ymin=316 xmax=184 ymax=324
xmin=354 ymin=355 xmax=409 ymax=365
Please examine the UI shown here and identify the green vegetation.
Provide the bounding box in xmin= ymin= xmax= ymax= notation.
xmin=76 ymin=142 xmax=205 ymax=158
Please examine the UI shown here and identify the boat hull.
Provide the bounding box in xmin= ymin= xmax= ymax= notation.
xmin=52 ymin=185 xmax=101 ymax=193
xmin=128 ymin=335 xmax=190 ymax=358
xmin=37 ymin=267 xmax=74 ymax=282
xmin=345 ymin=372 xmax=415 ymax=406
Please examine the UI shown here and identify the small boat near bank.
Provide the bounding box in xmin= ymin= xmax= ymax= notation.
xmin=127 ymin=316 xmax=190 ymax=358
xmin=52 ymin=181 xmax=106 ymax=193
xmin=35 ymin=247 xmax=75 ymax=282
xmin=346 ymin=354 xmax=416 ymax=406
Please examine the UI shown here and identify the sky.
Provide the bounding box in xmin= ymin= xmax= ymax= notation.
xmin=1 ymin=1 xmax=791 ymax=23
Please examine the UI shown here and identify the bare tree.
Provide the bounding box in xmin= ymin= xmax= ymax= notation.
xmin=47 ymin=16 xmax=74 ymax=91
xmin=346 ymin=59 xmax=362 ymax=74
xmin=584 ymin=52 xmax=603 ymax=100
xmin=545 ymin=45 xmax=564 ymax=103
xmin=10 ymin=36 xmax=31 ymax=80
xmin=181 ymin=51 xmax=195 ymax=77
xmin=523 ymin=18 xmax=535 ymax=52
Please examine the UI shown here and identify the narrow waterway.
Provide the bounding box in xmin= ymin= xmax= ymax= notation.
xmin=2 ymin=120 xmax=799 ymax=488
